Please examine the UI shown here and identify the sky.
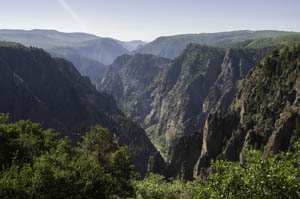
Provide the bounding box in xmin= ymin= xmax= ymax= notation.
xmin=0 ymin=0 xmax=299 ymax=41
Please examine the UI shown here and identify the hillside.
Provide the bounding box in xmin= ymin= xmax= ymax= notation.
xmin=150 ymin=43 xmax=300 ymax=180
xmin=0 ymin=41 xmax=156 ymax=175
xmin=102 ymin=43 xmax=266 ymax=159
xmin=194 ymin=43 xmax=300 ymax=179
xmin=135 ymin=30 xmax=299 ymax=59
xmin=99 ymin=53 xmax=170 ymax=118
xmin=0 ymin=29 xmax=139 ymax=83
xmin=47 ymin=47 xmax=108 ymax=84
xmin=117 ymin=40 xmax=147 ymax=51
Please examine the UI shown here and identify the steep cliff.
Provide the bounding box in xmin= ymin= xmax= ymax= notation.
xmin=165 ymin=131 xmax=203 ymax=180
xmin=194 ymin=44 xmax=300 ymax=179
xmin=140 ymin=44 xmax=260 ymax=158
xmin=148 ymin=44 xmax=300 ymax=181
xmin=101 ymin=44 xmax=263 ymax=159
xmin=0 ymin=41 xmax=156 ymax=176
xmin=99 ymin=53 xmax=170 ymax=120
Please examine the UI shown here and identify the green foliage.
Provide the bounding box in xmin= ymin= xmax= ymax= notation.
xmin=0 ymin=116 xmax=135 ymax=199
xmin=0 ymin=113 xmax=9 ymax=123
xmin=134 ymin=173 xmax=200 ymax=199
xmin=196 ymin=141 xmax=300 ymax=199
xmin=2 ymin=115 xmax=300 ymax=198
xmin=236 ymin=34 xmax=300 ymax=49
xmin=80 ymin=125 xmax=136 ymax=198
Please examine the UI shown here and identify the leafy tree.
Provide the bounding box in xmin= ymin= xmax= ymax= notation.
xmin=134 ymin=173 xmax=200 ymax=199
xmin=196 ymin=141 xmax=300 ymax=199
xmin=0 ymin=115 xmax=135 ymax=199
xmin=80 ymin=125 xmax=135 ymax=198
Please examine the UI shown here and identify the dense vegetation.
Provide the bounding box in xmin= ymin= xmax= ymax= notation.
xmin=196 ymin=145 xmax=300 ymax=199
xmin=138 ymin=143 xmax=300 ymax=199
xmin=0 ymin=113 xmax=135 ymax=199
xmin=1 ymin=113 xmax=300 ymax=198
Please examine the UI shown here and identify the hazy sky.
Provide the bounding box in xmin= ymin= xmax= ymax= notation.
xmin=0 ymin=0 xmax=299 ymax=41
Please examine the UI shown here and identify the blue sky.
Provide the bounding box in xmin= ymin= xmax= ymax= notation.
xmin=0 ymin=0 xmax=299 ymax=41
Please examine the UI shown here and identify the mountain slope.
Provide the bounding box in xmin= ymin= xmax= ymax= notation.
xmin=0 ymin=29 xmax=99 ymax=48
xmin=135 ymin=30 xmax=299 ymax=59
xmin=118 ymin=40 xmax=147 ymax=51
xmin=0 ymin=41 xmax=156 ymax=175
xmin=0 ymin=29 xmax=132 ymax=83
xmin=99 ymin=53 xmax=170 ymax=119
xmin=140 ymin=44 xmax=262 ymax=158
xmin=101 ymin=43 xmax=264 ymax=159
xmin=75 ymin=38 xmax=129 ymax=65
xmin=193 ymin=43 xmax=300 ymax=179
xmin=47 ymin=47 xmax=108 ymax=84
xmin=148 ymin=43 xmax=300 ymax=181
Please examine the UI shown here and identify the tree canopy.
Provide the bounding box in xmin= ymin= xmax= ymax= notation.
xmin=0 ymin=113 xmax=135 ymax=199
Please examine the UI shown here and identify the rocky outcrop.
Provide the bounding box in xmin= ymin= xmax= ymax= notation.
xmin=167 ymin=132 xmax=203 ymax=180
xmin=148 ymin=44 xmax=300 ymax=181
xmin=147 ymin=152 xmax=167 ymax=177
xmin=138 ymin=44 xmax=260 ymax=158
xmin=101 ymin=43 xmax=262 ymax=159
xmin=99 ymin=53 xmax=170 ymax=120
xmin=0 ymin=42 xmax=156 ymax=176
xmin=147 ymin=131 xmax=203 ymax=181
xmin=193 ymin=44 xmax=300 ymax=179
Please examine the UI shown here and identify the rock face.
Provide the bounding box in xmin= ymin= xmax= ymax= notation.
xmin=102 ymin=43 xmax=263 ymax=159
xmin=147 ymin=44 xmax=300 ymax=181
xmin=99 ymin=53 xmax=170 ymax=120
xmin=147 ymin=152 xmax=167 ymax=177
xmin=193 ymin=44 xmax=300 ymax=179
xmin=165 ymin=132 xmax=203 ymax=181
xmin=0 ymin=41 xmax=156 ymax=176
xmin=140 ymin=44 xmax=260 ymax=158
xmin=147 ymin=132 xmax=203 ymax=181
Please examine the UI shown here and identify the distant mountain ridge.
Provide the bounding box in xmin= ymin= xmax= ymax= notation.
xmin=0 ymin=29 xmax=145 ymax=52
xmin=134 ymin=30 xmax=300 ymax=59
xmin=0 ymin=29 xmax=147 ymax=84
